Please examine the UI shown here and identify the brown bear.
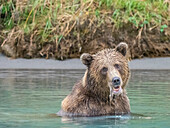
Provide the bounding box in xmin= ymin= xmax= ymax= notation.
xmin=57 ymin=42 xmax=130 ymax=117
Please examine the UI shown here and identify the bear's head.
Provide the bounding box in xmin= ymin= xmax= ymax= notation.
xmin=81 ymin=42 xmax=130 ymax=101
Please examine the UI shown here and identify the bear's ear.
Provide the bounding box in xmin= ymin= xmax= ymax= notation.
xmin=115 ymin=42 xmax=128 ymax=57
xmin=80 ymin=53 xmax=93 ymax=67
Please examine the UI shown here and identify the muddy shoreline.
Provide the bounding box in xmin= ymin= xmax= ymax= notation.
xmin=0 ymin=0 xmax=169 ymax=60
xmin=1 ymin=25 xmax=170 ymax=60
xmin=0 ymin=54 xmax=170 ymax=70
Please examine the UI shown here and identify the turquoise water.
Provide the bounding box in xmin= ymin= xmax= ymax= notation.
xmin=0 ymin=69 xmax=170 ymax=128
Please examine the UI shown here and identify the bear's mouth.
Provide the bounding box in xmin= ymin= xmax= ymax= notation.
xmin=112 ymin=86 xmax=122 ymax=95
xmin=113 ymin=86 xmax=120 ymax=92
xmin=109 ymin=83 xmax=123 ymax=100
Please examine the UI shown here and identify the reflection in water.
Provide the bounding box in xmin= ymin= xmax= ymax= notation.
xmin=61 ymin=116 xmax=130 ymax=128
xmin=60 ymin=113 xmax=152 ymax=128
xmin=0 ymin=69 xmax=170 ymax=128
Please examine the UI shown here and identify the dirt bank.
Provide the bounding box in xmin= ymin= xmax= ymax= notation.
xmin=0 ymin=0 xmax=169 ymax=60
xmin=1 ymin=23 xmax=169 ymax=60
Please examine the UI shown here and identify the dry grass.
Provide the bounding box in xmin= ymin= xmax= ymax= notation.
xmin=0 ymin=0 xmax=169 ymax=59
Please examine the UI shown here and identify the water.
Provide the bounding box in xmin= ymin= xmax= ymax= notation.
xmin=0 ymin=69 xmax=170 ymax=128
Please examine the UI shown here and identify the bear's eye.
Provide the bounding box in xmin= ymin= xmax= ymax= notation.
xmin=101 ymin=67 xmax=108 ymax=75
xmin=114 ymin=64 xmax=121 ymax=70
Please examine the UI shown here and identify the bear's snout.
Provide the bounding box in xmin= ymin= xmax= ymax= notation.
xmin=112 ymin=77 xmax=121 ymax=87
xmin=109 ymin=76 xmax=123 ymax=97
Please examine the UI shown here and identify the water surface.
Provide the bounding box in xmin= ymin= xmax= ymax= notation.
xmin=0 ymin=69 xmax=170 ymax=128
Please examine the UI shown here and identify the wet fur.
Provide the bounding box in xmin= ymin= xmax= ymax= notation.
xmin=58 ymin=47 xmax=130 ymax=117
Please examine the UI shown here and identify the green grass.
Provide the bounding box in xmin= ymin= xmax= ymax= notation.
xmin=0 ymin=0 xmax=169 ymax=44
xmin=99 ymin=0 xmax=169 ymax=28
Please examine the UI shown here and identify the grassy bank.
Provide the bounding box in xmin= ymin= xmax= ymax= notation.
xmin=0 ymin=0 xmax=169 ymax=59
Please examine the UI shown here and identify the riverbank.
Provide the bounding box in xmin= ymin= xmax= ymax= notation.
xmin=0 ymin=0 xmax=169 ymax=60
xmin=0 ymin=54 xmax=170 ymax=70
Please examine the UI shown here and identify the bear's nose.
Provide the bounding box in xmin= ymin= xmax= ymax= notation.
xmin=112 ymin=77 xmax=121 ymax=86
